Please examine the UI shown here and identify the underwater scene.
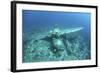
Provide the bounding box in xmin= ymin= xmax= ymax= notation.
xmin=22 ymin=10 xmax=91 ymax=63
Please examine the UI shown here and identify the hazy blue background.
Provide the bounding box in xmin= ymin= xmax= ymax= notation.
xmin=22 ymin=10 xmax=91 ymax=40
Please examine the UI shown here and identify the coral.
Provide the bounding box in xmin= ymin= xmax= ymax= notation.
xmin=23 ymin=27 xmax=90 ymax=63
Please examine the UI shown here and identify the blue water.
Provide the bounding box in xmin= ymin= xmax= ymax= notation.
xmin=22 ymin=10 xmax=91 ymax=62
xmin=23 ymin=10 xmax=90 ymax=29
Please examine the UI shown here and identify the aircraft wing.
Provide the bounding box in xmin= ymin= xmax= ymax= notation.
xmin=61 ymin=27 xmax=84 ymax=35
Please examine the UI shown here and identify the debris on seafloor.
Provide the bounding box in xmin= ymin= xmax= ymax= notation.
xmin=23 ymin=25 xmax=90 ymax=63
